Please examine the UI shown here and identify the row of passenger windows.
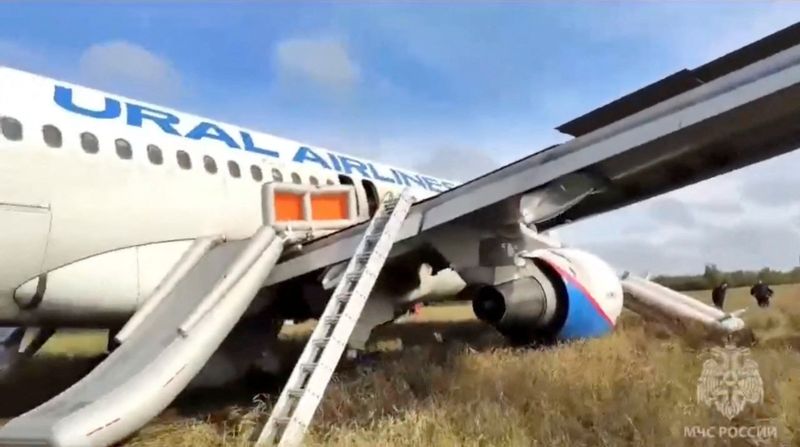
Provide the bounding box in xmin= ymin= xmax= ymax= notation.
xmin=0 ymin=116 xmax=335 ymax=186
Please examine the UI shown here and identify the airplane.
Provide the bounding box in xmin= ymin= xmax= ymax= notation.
xmin=2 ymin=20 xmax=800 ymax=447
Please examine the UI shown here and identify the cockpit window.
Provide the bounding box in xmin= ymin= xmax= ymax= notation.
xmin=1 ymin=117 xmax=22 ymax=141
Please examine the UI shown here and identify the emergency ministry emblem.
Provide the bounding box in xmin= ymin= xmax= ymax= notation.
xmin=696 ymin=343 xmax=763 ymax=420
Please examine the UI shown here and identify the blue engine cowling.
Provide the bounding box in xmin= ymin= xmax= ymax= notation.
xmin=471 ymin=248 xmax=623 ymax=345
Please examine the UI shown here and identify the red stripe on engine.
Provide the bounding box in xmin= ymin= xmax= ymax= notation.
xmin=546 ymin=262 xmax=614 ymax=327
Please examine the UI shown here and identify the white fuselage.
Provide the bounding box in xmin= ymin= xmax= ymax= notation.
xmin=0 ymin=66 xmax=458 ymax=326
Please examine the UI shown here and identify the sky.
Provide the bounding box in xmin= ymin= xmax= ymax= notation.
xmin=2 ymin=1 xmax=800 ymax=275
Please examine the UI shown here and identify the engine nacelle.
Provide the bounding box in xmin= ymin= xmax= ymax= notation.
xmin=471 ymin=248 xmax=623 ymax=345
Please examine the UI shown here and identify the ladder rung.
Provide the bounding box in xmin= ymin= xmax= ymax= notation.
xmin=287 ymin=389 xmax=303 ymax=399
xmin=345 ymin=272 xmax=363 ymax=284
xmin=372 ymin=216 xmax=390 ymax=228
xmin=334 ymin=292 xmax=352 ymax=303
xmin=363 ymin=238 xmax=380 ymax=252
xmin=313 ymin=336 xmax=331 ymax=348
xmin=256 ymin=190 xmax=413 ymax=447
xmin=323 ymin=315 xmax=340 ymax=326
xmin=355 ymin=253 xmax=372 ymax=265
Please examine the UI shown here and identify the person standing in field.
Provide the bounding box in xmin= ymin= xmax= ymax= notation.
xmin=750 ymin=279 xmax=774 ymax=308
xmin=712 ymin=281 xmax=728 ymax=309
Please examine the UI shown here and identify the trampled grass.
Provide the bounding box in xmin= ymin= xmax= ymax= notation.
xmin=2 ymin=284 xmax=800 ymax=446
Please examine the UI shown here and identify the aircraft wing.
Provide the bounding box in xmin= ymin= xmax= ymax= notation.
xmin=267 ymin=22 xmax=800 ymax=285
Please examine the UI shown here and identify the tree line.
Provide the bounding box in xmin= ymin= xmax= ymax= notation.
xmin=651 ymin=264 xmax=800 ymax=291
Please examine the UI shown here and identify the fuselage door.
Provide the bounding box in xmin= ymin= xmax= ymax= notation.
xmin=338 ymin=175 xmax=369 ymax=220
xmin=0 ymin=204 xmax=51 ymax=297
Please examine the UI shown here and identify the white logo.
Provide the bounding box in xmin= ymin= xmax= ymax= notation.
xmin=696 ymin=343 xmax=764 ymax=420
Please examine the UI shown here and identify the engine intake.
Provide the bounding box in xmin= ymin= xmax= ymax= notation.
xmin=470 ymin=248 xmax=624 ymax=345
xmin=471 ymin=258 xmax=565 ymax=344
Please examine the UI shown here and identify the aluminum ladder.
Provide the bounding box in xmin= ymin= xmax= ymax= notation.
xmin=254 ymin=189 xmax=414 ymax=447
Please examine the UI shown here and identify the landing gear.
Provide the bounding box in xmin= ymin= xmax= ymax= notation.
xmin=0 ymin=327 xmax=55 ymax=378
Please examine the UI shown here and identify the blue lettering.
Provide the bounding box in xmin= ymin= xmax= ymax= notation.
xmin=328 ymin=152 xmax=342 ymax=171
xmin=54 ymin=85 xmax=121 ymax=119
xmin=338 ymin=155 xmax=370 ymax=177
xmin=368 ymin=163 xmax=395 ymax=183
xmin=422 ymin=176 xmax=443 ymax=192
xmin=241 ymin=131 xmax=279 ymax=158
xmin=293 ymin=146 xmax=331 ymax=170
xmin=185 ymin=122 xmax=240 ymax=149
xmin=54 ymin=84 xmax=445 ymax=185
xmin=126 ymin=103 xmax=180 ymax=135
xmin=398 ymin=171 xmax=426 ymax=189
xmin=391 ymin=169 xmax=404 ymax=184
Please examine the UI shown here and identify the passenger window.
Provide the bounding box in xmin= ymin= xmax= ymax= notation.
xmin=228 ymin=160 xmax=241 ymax=178
xmin=147 ymin=144 xmax=163 ymax=165
xmin=115 ymin=138 xmax=132 ymax=160
xmin=362 ymin=179 xmax=379 ymax=216
xmin=310 ymin=176 xmax=319 ymax=186
xmin=251 ymin=165 xmax=263 ymax=182
xmin=326 ymin=179 xmax=335 ymax=185
xmin=272 ymin=168 xmax=283 ymax=182
xmin=203 ymin=155 xmax=217 ymax=174
xmin=42 ymin=125 xmax=62 ymax=148
xmin=291 ymin=172 xmax=302 ymax=184
xmin=177 ymin=150 xmax=192 ymax=169
xmin=1 ymin=117 xmax=22 ymax=141
xmin=81 ymin=132 xmax=99 ymax=154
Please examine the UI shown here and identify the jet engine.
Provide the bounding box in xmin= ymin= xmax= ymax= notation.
xmin=469 ymin=248 xmax=623 ymax=345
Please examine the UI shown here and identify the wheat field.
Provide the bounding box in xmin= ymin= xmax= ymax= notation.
xmin=2 ymin=285 xmax=799 ymax=446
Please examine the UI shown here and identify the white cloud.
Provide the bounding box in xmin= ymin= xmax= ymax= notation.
xmin=274 ymin=37 xmax=360 ymax=90
xmin=79 ymin=41 xmax=181 ymax=99
xmin=560 ymin=148 xmax=800 ymax=275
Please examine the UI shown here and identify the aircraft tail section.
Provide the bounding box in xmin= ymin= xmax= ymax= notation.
xmin=0 ymin=226 xmax=284 ymax=447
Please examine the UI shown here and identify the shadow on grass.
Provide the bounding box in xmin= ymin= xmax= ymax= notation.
xmin=0 ymin=355 xmax=103 ymax=418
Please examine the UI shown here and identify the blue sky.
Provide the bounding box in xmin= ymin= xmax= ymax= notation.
xmin=3 ymin=1 xmax=800 ymax=274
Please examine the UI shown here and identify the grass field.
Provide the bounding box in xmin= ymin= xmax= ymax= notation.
xmin=2 ymin=284 xmax=799 ymax=446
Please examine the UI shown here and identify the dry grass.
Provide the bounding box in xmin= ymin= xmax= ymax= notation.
xmin=2 ymin=285 xmax=800 ymax=446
